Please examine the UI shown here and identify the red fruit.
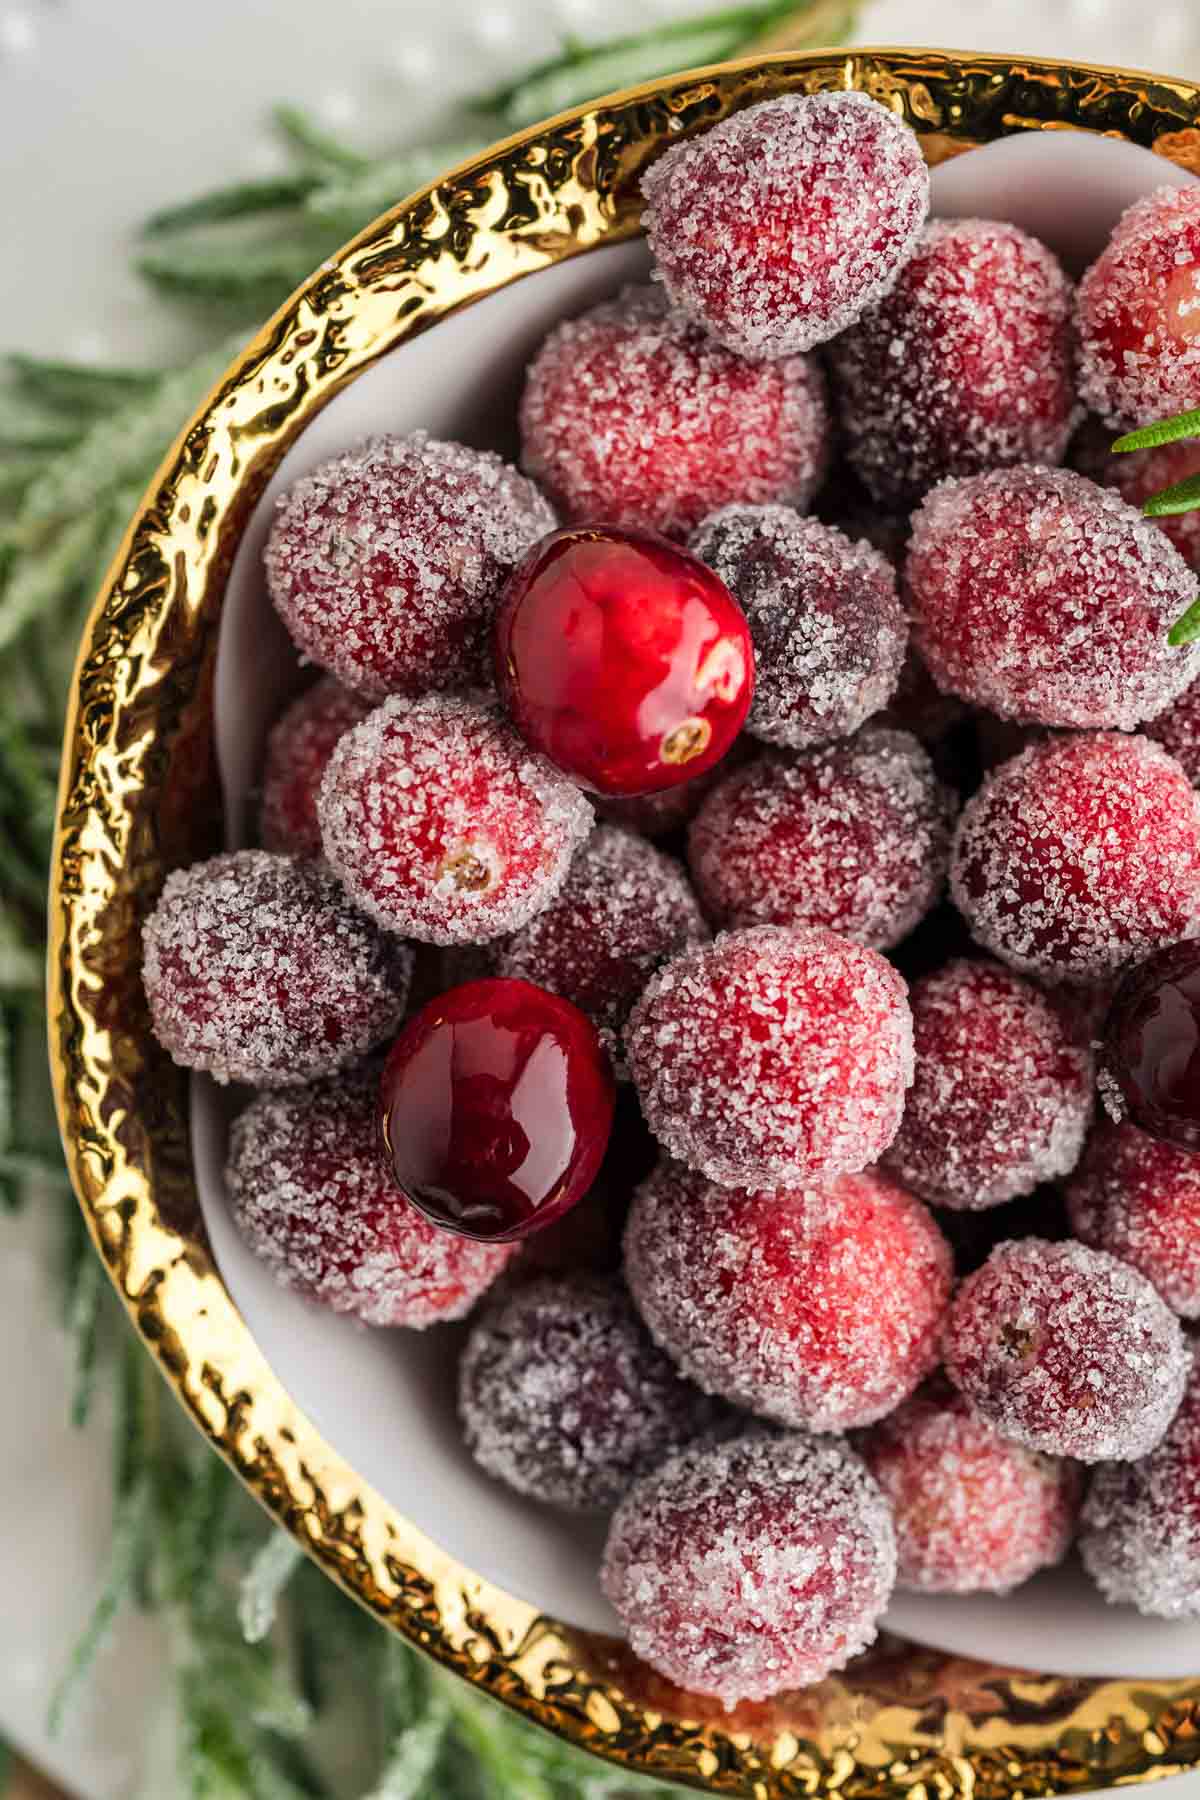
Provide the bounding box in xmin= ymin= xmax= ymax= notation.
xmin=641 ymin=91 xmax=929 ymax=359
xmin=317 ymin=694 xmax=592 ymax=943
xmin=907 ymin=466 xmax=1200 ymax=730
xmin=943 ymin=1238 xmax=1189 ymax=1463
xmin=601 ymin=1430 xmax=897 ymax=1705
xmin=1099 ymin=939 xmax=1200 ymax=1150
xmin=1145 ymin=675 xmax=1200 ymax=786
xmin=883 ymin=958 xmax=1093 ymax=1210
xmin=624 ymin=1161 xmax=951 ymax=1431
xmin=457 ymin=1273 xmax=718 ymax=1510
xmin=625 ymin=924 xmax=913 ymax=1189
xmin=519 ymin=284 xmax=829 ymax=540
xmin=1076 ymin=185 xmax=1200 ymax=430
xmin=951 ymin=733 xmax=1200 ymax=986
xmin=265 ymin=433 xmax=555 ymax=700
xmin=141 ymin=850 xmax=412 ymax=1087
xmin=595 ymin=763 xmax=727 ymax=841
xmin=1067 ymin=1119 xmax=1200 ymax=1317
xmin=687 ymin=730 xmax=953 ymax=950
xmin=259 ymin=677 xmax=370 ymax=858
xmin=880 ymin=644 xmax=968 ymax=746
xmin=379 ymin=978 xmax=615 ymax=1242
xmin=829 ymin=219 xmax=1076 ymax=507
xmin=1074 ymin=420 xmax=1200 ymax=571
xmin=226 ymin=1067 xmax=514 ymax=1326
xmin=688 ymin=505 xmax=906 ymax=750
xmin=494 ymin=526 xmax=753 ymax=798
xmin=859 ymin=1384 xmax=1081 ymax=1595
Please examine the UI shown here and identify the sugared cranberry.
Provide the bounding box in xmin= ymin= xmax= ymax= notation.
xmin=1145 ymin=676 xmax=1200 ymax=786
xmin=458 ymin=1273 xmax=718 ymax=1510
xmin=142 ymin=850 xmax=412 ymax=1087
xmin=265 ymin=433 xmax=555 ymax=700
xmin=880 ymin=644 xmax=968 ymax=747
xmin=494 ymin=526 xmax=753 ymax=798
xmin=859 ymin=1382 xmax=1081 ymax=1595
xmin=907 ymin=467 xmax=1200 ymax=730
xmin=1074 ymin=419 xmax=1200 ymax=570
xmin=379 ymin=978 xmax=615 ymax=1242
xmin=226 ymin=1066 xmax=514 ymax=1326
xmin=317 ymin=694 xmax=592 ymax=943
xmin=595 ymin=761 xmax=728 ymax=841
xmin=1099 ymin=940 xmax=1200 ymax=1150
xmin=1067 ymin=1118 xmax=1200 ymax=1316
xmin=943 ymin=1238 xmax=1189 ymax=1463
xmin=515 ymin=1085 xmax=656 ymax=1277
xmin=625 ymin=925 xmax=913 ymax=1189
xmin=951 ymin=733 xmax=1200 ymax=986
xmin=883 ymin=958 xmax=1093 ymax=1210
xmin=687 ymin=730 xmax=954 ymax=950
xmin=625 ymin=1161 xmax=951 ymax=1431
xmin=641 ymin=91 xmax=929 ymax=359
xmin=601 ymin=1430 xmax=897 ymax=1705
xmin=689 ymin=505 xmax=906 ymax=750
xmin=829 ymin=219 xmax=1076 ymax=507
xmin=519 ymin=284 xmax=829 ymax=540
xmin=259 ymin=677 xmax=370 ymax=858
xmin=1076 ymin=185 xmax=1200 ymax=430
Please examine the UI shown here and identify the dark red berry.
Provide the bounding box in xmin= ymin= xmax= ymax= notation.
xmin=494 ymin=526 xmax=753 ymax=797
xmin=1101 ymin=940 xmax=1200 ymax=1150
xmin=379 ymin=978 xmax=615 ymax=1242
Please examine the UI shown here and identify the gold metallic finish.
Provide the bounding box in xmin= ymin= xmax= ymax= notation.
xmin=49 ymin=48 xmax=1200 ymax=1795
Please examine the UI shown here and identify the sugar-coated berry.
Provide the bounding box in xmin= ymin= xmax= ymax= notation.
xmin=458 ymin=1273 xmax=718 ymax=1510
xmin=226 ymin=1067 xmax=514 ymax=1326
xmin=687 ymin=730 xmax=953 ymax=950
xmin=943 ymin=1238 xmax=1190 ymax=1462
xmin=515 ymin=1085 xmax=656 ymax=1277
xmin=907 ymin=467 xmax=1200 ymax=730
xmin=265 ymin=433 xmax=556 ymax=700
xmin=379 ymin=978 xmax=615 ymax=1243
xmin=1073 ymin=420 xmax=1200 ymax=571
xmin=259 ymin=677 xmax=370 ymax=858
xmin=1099 ymin=940 xmax=1200 ymax=1149
xmin=1146 ymin=676 xmax=1200 ymax=786
xmin=595 ymin=765 xmax=725 ymax=841
xmin=1076 ymin=186 xmax=1200 ymax=430
xmin=641 ymin=91 xmax=929 ymax=359
xmin=494 ymin=526 xmax=753 ymax=798
xmin=951 ymin=733 xmax=1200 ymax=986
xmin=317 ymin=694 xmax=592 ymax=943
xmin=519 ymin=284 xmax=829 ymax=539
xmin=858 ymin=1383 xmax=1081 ymax=1595
xmin=880 ymin=644 xmax=968 ymax=747
xmin=829 ymin=219 xmax=1076 ymax=507
xmin=601 ymin=1429 xmax=897 ymax=1705
xmin=625 ymin=1161 xmax=951 ymax=1431
xmin=1066 ymin=1120 xmax=1200 ymax=1318
xmin=142 ymin=850 xmax=412 ymax=1087
xmin=1081 ymin=1345 xmax=1200 ymax=1617
xmin=625 ymin=924 xmax=913 ymax=1188
xmin=883 ymin=959 xmax=1093 ymax=1210
xmin=690 ymin=505 xmax=906 ymax=750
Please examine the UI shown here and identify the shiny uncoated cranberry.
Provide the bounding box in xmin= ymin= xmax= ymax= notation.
xmin=1102 ymin=941 xmax=1200 ymax=1150
xmin=493 ymin=525 xmax=754 ymax=797
xmin=379 ymin=978 xmax=617 ymax=1241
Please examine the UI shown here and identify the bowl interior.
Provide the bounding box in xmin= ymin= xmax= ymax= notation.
xmin=194 ymin=129 xmax=1200 ymax=1676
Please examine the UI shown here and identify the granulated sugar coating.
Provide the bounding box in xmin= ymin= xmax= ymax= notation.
xmin=265 ymin=432 xmax=556 ymax=700
xmin=1076 ymin=186 xmax=1200 ymax=430
xmin=317 ymin=693 xmax=592 ymax=944
xmin=883 ymin=959 xmax=1093 ymax=1211
xmin=457 ymin=1273 xmax=718 ymax=1511
xmin=1081 ymin=1346 xmax=1200 ymax=1617
xmin=829 ymin=220 xmax=1076 ymax=508
xmin=907 ymin=466 xmax=1200 ymax=730
xmin=624 ymin=924 xmax=914 ymax=1188
xmin=1145 ymin=676 xmax=1200 ymax=785
xmin=950 ymin=732 xmax=1200 ymax=986
xmin=226 ymin=1066 xmax=515 ymax=1326
xmin=1073 ymin=420 xmax=1200 ymax=571
xmin=859 ymin=1383 xmax=1081 ymax=1595
xmin=518 ymin=285 xmax=829 ymax=540
xmin=624 ymin=1161 xmax=951 ymax=1430
xmin=494 ymin=826 xmax=708 ymax=1067
xmin=687 ymin=730 xmax=954 ymax=950
xmin=141 ymin=850 xmax=412 ymax=1087
xmin=1066 ymin=1119 xmax=1200 ymax=1318
xmin=641 ymin=91 xmax=929 ymax=360
xmin=943 ymin=1238 xmax=1190 ymax=1462
xmin=689 ymin=505 xmax=906 ymax=750
xmin=600 ymin=1428 xmax=897 ymax=1705
xmin=259 ymin=677 xmax=370 ymax=859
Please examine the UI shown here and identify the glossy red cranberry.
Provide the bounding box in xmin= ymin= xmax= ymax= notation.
xmin=493 ymin=525 xmax=754 ymax=797
xmin=379 ymin=978 xmax=616 ymax=1242
xmin=1102 ymin=941 xmax=1200 ymax=1150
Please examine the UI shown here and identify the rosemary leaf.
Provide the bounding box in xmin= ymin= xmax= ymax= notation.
xmin=365 ymin=1689 xmax=453 ymax=1800
xmin=239 ymin=1532 xmax=306 ymax=1644
xmin=143 ymin=174 xmax=323 ymax=238
xmin=1143 ymin=471 xmax=1200 ymax=516
xmin=47 ymin=1476 xmax=153 ymax=1736
xmin=1113 ymin=406 xmax=1200 ymax=453
xmin=273 ymin=104 xmax=370 ymax=172
xmin=7 ymin=355 xmax=159 ymax=416
xmin=303 ymin=142 xmax=491 ymax=232
xmin=67 ymin=1250 xmax=105 ymax=1427
xmin=137 ymin=239 xmax=330 ymax=311
xmin=1170 ymin=596 xmax=1200 ymax=646
xmin=0 ymin=510 xmax=103 ymax=657
xmin=488 ymin=26 xmax=748 ymax=128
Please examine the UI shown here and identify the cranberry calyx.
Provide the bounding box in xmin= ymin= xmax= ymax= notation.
xmin=1102 ymin=941 xmax=1200 ymax=1150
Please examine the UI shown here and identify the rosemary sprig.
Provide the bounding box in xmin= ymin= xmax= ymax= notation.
xmin=1110 ymin=406 xmax=1200 ymax=642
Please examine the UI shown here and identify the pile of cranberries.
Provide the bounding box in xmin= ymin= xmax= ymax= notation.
xmin=141 ymin=90 xmax=1200 ymax=1709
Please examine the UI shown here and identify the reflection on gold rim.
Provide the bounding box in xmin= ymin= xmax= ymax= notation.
xmin=47 ymin=47 xmax=1200 ymax=1795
